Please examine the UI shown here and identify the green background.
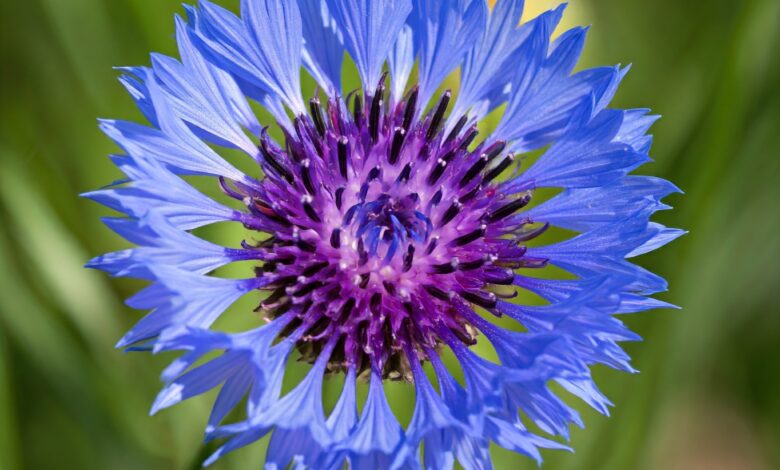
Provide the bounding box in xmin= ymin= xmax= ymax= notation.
xmin=1 ymin=0 xmax=778 ymax=469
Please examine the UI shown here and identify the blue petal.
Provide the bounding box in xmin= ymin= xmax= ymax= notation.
xmin=526 ymin=23 xmax=592 ymax=101
xmin=496 ymin=280 xmax=649 ymax=377
xmin=491 ymin=10 xmax=631 ymax=153
xmin=256 ymin=342 xmax=333 ymax=436
xmin=202 ymin=337 xmax=305 ymax=466
xmin=450 ymin=0 xmax=525 ymax=122
xmin=326 ymin=366 xmax=359 ymax=440
xmin=210 ymin=372 xmax=255 ymax=429
xmin=445 ymin=335 xmax=506 ymax=415
xmin=191 ymin=0 xmax=305 ymax=116
xmin=148 ymin=16 xmax=259 ymax=154
xmin=531 ymin=213 xmax=653 ymax=260
xmin=592 ymin=64 xmax=630 ymax=116
xmin=521 ymin=175 xmax=682 ymax=231
xmin=514 ymin=275 xmax=587 ymax=303
xmin=411 ymin=0 xmax=488 ymax=108
xmin=451 ymin=434 xmax=492 ymax=470
xmin=514 ymin=275 xmax=670 ymax=316
xmin=388 ymin=24 xmax=415 ymax=103
xmin=505 ymin=109 xmax=650 ymax=192
xmin=86 ymin=212 xmax=249 ymax=279
xmin=204 ymin=425 xmax=269 ymax=467
xmin=177 ymin=16 xmax=263 ymax=142
xmin=616 ymin=108 xmax=660 ymax=153
xmin=153 ymin=327 xmax=229 ymax=372
xmin=266 ymin=367 xmax=359 ymax=470
xmin=491 ymin=5 xmax=563 ymax=142
xmin=82 ymin=155 xmax=239 ymax=230
xmin=100 ymin=69 xmax=251 ymax=183
xmin=617 ymin=294 xmax=679 ymax=313
xmin=234 ymin=75 xmax=293 ymax=130
xmin=117 ymin=267 xmax=264 ymax=347
xmin=627 ymin=223 xmax=687 ymax=257
xmin=498 ymin=30 xmax=608 ymax=153
xmin=422 ymin=431 xmax=456 ymax=470
xmin=187 ymin=2 xmax=293 ymax=126
xmin=153 ymin=322 xmax=293 ymax=426
xmin=298 ymin=0 xmax=344 ymax=94
xmin=326 ymin=0 xmax=412 ymax=90
xmin=245 ymin=335 xmax=309 ymax=418
xmin=527 ymin=214 xmax=660 ymax=281
xmin=398 ymin=346 xmax=463 ymax=459
xmin=249 ymin=338 xmax=343 ymax=468
xmin=330 ymin=370 xmax=404 ymax=469
xmin=241 ymin=0 xmax=305 ymax=112
xmin=116 ymin=66 xmax=158 ymax=126
xmin=425 ymin=349 xmax=496 ymax=470
xmin=484 ymin=415 xmax=569 ymax=464
xmin=99 ymin=119 xmax=245 ymax=182
xmin=503 ymin=379 xmax=582 ymax=437
xmin=267 ymin=428 xmax=324 ymax=470
xmin=555 ymin=377 xmax=613 ymax=415
xmin=515 ymin=61 xmax=627 ymax=152
xmin=150 ymin=347 xmax=253 ymax=414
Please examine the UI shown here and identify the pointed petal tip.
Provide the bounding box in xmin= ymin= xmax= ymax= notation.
xmin=202 ymin=449 xmax=223 ymax=468
xmin=115 ymin=335 xmax=132 ymax=349
xmin=84 ymin=257 xmax=100 ymax=269
xmin=78 ymin=189 xmax=99 ymax=200
xmin=150 ymin=384 xmax=184 ymax=415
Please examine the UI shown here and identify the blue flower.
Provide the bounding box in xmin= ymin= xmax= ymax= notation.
xmin=87 ymin=0 xmax=684 ymax=467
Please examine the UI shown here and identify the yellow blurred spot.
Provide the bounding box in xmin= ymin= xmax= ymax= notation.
xmin=489 ymin=0 xmax=588 ymax=37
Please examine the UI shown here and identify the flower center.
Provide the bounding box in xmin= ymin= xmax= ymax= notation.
xmin=346 ymin=192 xmax=431 ymax=262
xmin=221 ymin=76 xmax=547 ymax=380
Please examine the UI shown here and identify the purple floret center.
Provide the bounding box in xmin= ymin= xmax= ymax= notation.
xmin=222 ymin=76 xmax=546 ymax=379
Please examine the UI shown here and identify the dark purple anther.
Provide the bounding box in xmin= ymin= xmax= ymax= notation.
xmin=431 ymin=189 xmax=443 ymax=206
xmin=302 ymin=198 xmax=321 ymax=223
xmin=402 ymin=86 xmax=418 ymax=131
xmin=309 ymin=96 xmax=326 ymax=137
xmin=483 ymin=154 xmax=515 ymax=184
xmin=397 ymin=163 xmax=412 ymax=183
xmin=486 ymin=193 xmax=532 ymax=222
xmin=482 ymin=141 xmax=507 ymax=162
xmin=460 ymin=290 xmax=497 ymax=309
xmin=352 ymin=93 xmax=363 ymax=126
xmin=403 ymin=245 xmax=415 ymax=272
xmin=337 ymin=137 xmax=349 ymax=179
xmin=460 ymin=154 xmax=490 ymax=187
xmin=426 ymin=90 xmax=451 ymax=140
xmin=444 ymin=114 xmax=468 ymax=144
xmin=439 ymin=201 xmax=462 ymax=227
xmin=450 ymin=225 xmax=486 ymax=247
xmin=457 ymin=257 xmax=486 ymax=271
xmin=259 ymin=142 xmax=294 ymax=183
xmin=330 ymin=228 xmax=341 ymax=248
xmin=424 ymin=285 xmax=450 ymax=300
xmin=389 ymin=127 xmax=405 ymax=165
xmin=459 ymin=126 xmax=478 ymax=150
xmin=432 ymin=259 xmax=458 ymax=274
xmin=370 ymin=75 xmax=386 ymax=143
xmin=301 ymin=161 xmax=316 ymax=195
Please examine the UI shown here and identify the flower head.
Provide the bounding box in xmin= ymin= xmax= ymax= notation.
xmin=88 ymin=0 xmax=684 ymax=467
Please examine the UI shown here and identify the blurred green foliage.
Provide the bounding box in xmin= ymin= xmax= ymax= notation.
xmin=1 ymin=0 xmax=778 ymax=469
